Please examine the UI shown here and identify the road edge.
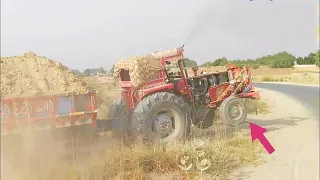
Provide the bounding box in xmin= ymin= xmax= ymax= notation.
xmin=254 ymin=81 xmax=320 ymax=88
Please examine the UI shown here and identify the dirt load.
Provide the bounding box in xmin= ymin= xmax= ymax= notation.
xmin=113 ymin=54 xmax=163 ymax=87
xmin=0 ymin=52 xmax=91 ymax=98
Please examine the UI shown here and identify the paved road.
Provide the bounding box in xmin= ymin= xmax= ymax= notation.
xmin=254 ymin=82 xmax=319 ymax=117
xmin=233 ymin=84 xmax=319 ymax=180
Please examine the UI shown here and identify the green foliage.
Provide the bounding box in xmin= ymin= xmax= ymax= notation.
xmin=213 ymin=57 xmax=228 ymax=66
xmin=82 ymin=69 xmax=91 ymax=76
xmin=268 ymin=51 xmax=295 ymax=68
xmin=296 ymin=53 xmax=316 ymax=65
xmin=71 ymin=69 xmax=82 ymax=76
xmin=296 ymin=57 xmax=304 ymax=65
xmin=80 ymin=68 xmax=107 ymax=76
xmin=183 ymin=58 xmax=198 ymax=67
xmin=250 ymin=64 xmax=260 ymax=69
xmin=201 ymin=51 xmax=297 ymax=68
xmin=201 ymin=61 xmax=214 ymax=67
xmin=109 ymin=65 xmax=115 ymax=73
xmin=168 ymin=57 xmax=197 ymax=68
xmin=201 ymin=57 xmax=228 ymax=67
xmin=99 ymin=67 xmax=106 ymax=73
xmin=314 ymin=50 xmax=320 ymax=67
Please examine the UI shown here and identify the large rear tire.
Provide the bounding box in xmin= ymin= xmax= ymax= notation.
xmin=219 ymin=97 xmax=247 ymax=126
xmin=131 ymin=92 xmax=191 ymax=143
xmin=107 ymin=96 xmax=132 ymax=143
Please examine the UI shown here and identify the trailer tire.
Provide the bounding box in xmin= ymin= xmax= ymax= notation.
xmin=219 ymin=97 xmax=247 ymax=126
xmin=131 ymin=92 xmax=191 ymax=143
xmin=108 ymin=96 xmax=132 ymax=143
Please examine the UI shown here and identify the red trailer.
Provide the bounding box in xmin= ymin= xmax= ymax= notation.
xmin=1 ymin=90 xmax=99 ymax=169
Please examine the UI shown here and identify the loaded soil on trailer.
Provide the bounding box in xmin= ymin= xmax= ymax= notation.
xmin=0 ymin=52 xmax=91 ymax=98
xmin=0 ymin=51 xmax=119 ymax=119
xmin=0 ymin=52 xmax=98 ymax=180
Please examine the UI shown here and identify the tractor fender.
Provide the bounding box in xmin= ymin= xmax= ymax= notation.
xmin=137 ymin=83 xmax=174 ymax=100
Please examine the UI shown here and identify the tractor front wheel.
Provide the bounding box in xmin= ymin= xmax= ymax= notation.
xmin=131 ymin=92 xmax=191 ymax=143
xmin=219 ymin=97 xmax=247 ymax=126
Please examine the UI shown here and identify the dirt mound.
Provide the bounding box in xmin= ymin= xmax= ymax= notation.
xmin=0 ymin=52 xmax=91 ymax=98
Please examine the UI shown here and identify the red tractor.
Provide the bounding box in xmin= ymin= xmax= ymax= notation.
xmin=107 ymin=46 xmax=260 ymax=143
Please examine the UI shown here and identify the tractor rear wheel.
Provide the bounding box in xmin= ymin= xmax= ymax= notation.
xmin=131 ymin=92 xmax=191 ymax=143
xmin=108 ymin=96 xmax=132 ymax=143
xmin=219 ymin=97 xmax=247 ymax=126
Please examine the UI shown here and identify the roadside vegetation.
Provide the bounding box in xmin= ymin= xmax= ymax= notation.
xmin=200 ymin=50 xmax=320 ymax=68
xmin=73 ymin=51 xmax=320 ymax=77
xmin=25 ymin=99 xmax=269 ymax=180
xmin=27 ymin=135 xmax=263 ymax=180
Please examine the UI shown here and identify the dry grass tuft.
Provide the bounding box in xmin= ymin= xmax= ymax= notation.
xmin=260 ymin=75 xmax=284 ymax=82
xmin=246 ymin=99 xmax=270 ymax=115
xmin=26 ymin=131 xmax=265 ymax=180
xmin=19 ymin=98 xmax=269 ymax=180
xmin=252 ymin=73 xmax=320 ymax=86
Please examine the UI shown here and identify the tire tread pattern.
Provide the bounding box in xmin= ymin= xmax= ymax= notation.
xmin=132 ymin=92 xmax=190 ymax=143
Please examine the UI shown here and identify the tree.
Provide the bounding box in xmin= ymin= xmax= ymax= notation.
xmin=82 ymin=69 xmax=91 ymax=76
xmin=183 ymin=58 xmax=198 ymax=67
xmin=213 ymin=57 xmax=228 ymax=66
xmin=296 ymin=57 xmax=304 ymax=65
xmin=71 ymin=69 xmax=82 ymax=76
xmin=99 ymin=67 xmax=106 ymax=73
xmin=201 ymin=61 xmax=215 ymax=67
xmin=314 ymin=50 xmax=320 ymax=67
xmin=296 ymin=53 xmax=316 ymax=65
xmin=200 ymin=57 xmax=228 ymax=67
xmin=268 ymin=51 xmax=295 ymax=68
xmin=109 ymin=65 xmax=115 ymax=73
xmin=200 ymin=51 xmax=297 ymax=68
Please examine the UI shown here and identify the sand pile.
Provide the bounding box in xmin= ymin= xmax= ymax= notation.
xmin=0 ymin=52 xmax=91 ymax=98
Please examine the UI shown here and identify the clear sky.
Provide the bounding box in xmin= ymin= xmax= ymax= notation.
xmin=1 ymin=0 xmax=319 ymax=71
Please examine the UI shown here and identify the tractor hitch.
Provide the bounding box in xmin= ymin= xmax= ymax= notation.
xmin=96 ymin=117 xmax=130 ymax=135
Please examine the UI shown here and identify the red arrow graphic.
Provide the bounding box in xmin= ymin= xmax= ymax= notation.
xmin=249 ymin=122 xmax=275 ymax=154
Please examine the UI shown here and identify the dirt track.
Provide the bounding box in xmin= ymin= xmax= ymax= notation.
xmin=232 ymin=88 xmax=319 ymax=180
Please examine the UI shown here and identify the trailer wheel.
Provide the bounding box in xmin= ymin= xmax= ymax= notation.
xmin=108 ymin=96 xmax=132 ymax=143
xmin=219 ymin=97 xmax=247 ymax=126
xmin=131 ymin=92 xmax=191 ymax=143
